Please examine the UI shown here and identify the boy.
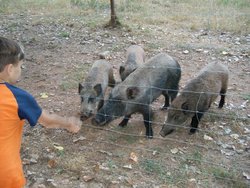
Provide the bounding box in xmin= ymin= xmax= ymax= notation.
xmin=0 ymin=37 xmax=82 ymax=187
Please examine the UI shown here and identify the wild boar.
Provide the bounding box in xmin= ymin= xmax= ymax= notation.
xmin=92 ymin=53 xmax=181 ymax=138
xmin=78 ymin=60 xmax=115 ymax=120
xmin=160 ymin=62 xmax=229 ymax=137
xmin=119 ymin=45 xmax=145 ymax=81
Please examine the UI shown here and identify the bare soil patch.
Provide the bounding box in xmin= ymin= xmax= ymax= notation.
xmin=0 ymin=4 xmax=249 ymax=187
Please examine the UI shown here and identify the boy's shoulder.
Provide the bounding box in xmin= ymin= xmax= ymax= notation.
xmin=4 ymin=82 xmax=30 ymax=95
xmin=1 ymin=82 xmax=35 ymax=102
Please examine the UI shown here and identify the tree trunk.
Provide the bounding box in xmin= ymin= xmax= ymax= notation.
xmin=108 ymin=0 xmax=121 ymax=27
xmin=110 ymin=0 xmax=116 ymax=25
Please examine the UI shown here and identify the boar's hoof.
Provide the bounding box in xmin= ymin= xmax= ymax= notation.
xmin=91 ymin=118 xmax=99 ymax=126
xmin=118 ymin=121 xmax=127 ymax=127
xmin=160 ymin=105 xmax=168 ymax=111
xmin=146 ymin=135 xmax=153 ymax=139
xmin=80 ymin=115 xmax=89 ymax=121
xmin=189 ymin=128 xmax=198 ymax=134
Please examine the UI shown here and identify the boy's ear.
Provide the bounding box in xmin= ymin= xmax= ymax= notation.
xmin=6 ymin=64 xmax=13 ymax=74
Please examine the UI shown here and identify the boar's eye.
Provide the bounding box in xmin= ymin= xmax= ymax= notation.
xmin=81 ymin=96 xmax=84 ymax=103
xmin=88 ymin=96 xmax=95 ymax=103
xmin=173 ymin=116 xmax=178 ymax=121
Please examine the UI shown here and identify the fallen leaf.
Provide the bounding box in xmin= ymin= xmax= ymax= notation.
xmin=48 ymin=159 xmax=56 ymax=168
xmin=53 ymin=143 xmax=64 ymax=151
xmin=230 ymin=134 xmax=239 ymax=139
xmin=98 ymin=150 xmax=112 ymax=156
xmin=22 ymin=158 xmax=31 ymax=165
xmin=40 ymin=92 xmax=48 ymax=99
xmin=99 ymin=164 xmax=110 ymax=171
xmin=204 ymin=134 xmax=213 ymax=141
xmin=73 ymin=136 xmax=86 ymax=143
xmin=170 ymin=148 xmax=178 ymax=154
xmin=123 ymin=164 xmax=132 ymax=169
xmin=129 ymin=152 xmax=138 ymax=163
xmin=125 ymin=178 xmax=134 ymax=185
xmin=83 ymin=175 xmax=94 ymax=182
xmin=93 ymin=164 xmax=100 ymax=173
xmin=222 ymin=51 xmax=229 ymax=55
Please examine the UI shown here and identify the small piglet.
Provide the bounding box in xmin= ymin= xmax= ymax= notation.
xmin=79 ymin=60 xmax=115 ymax=120
xmin=119 ymin=45 xmax=145 ymax=81
xmin=160 ymin=62 xmax=229 ymax=137
xmin=93 ymin=53 xmax=181 ymax=138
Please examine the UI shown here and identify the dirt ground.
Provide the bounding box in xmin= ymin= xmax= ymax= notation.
xmin=1 ymin=8 xmax=250 ymax=188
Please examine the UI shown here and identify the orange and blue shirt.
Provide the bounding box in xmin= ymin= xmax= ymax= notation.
xmin=0 ymin=82 xmax=42 ymax=188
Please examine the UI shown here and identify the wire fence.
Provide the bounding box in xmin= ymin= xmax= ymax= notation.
xmin=1 ymin=0 xmax=249 ymax=186
xmin=76 ymin=59 xmax=249 ymax=186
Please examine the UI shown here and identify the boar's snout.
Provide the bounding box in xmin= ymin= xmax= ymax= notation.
xmin=80 ymin=115 xmax=88 ymax=121
xmin=91 ymin=117 xmax=99 ymax=126
xmin=159 ymin=126 xmax=175 ymax=137
xmin=92 ymin=113 xmax=110 ymax=126
xmin=80 ymin=111 xmax=93 ymax=121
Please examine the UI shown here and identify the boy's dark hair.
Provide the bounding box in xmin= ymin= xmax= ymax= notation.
xmin=0 ymin=37 xmax=25 ymax=72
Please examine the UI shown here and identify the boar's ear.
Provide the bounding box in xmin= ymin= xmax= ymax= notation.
xmin=78 ymin=83 xmax=84 ymax=94
xmin=94 ymin=84 xmax=102 ymax=97
xmin=126 ymin=87 xmax=140 ymax=100
xmin=119 ymin=66 xmax=125 ymax=74
xmin=181 ymin=102 xmax=189 ymax=115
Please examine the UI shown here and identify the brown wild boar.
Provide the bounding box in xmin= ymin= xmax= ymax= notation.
xmin=119 ymin=45 xmax=145 ymax=81
xmin=93 ymin=53 xmax=181 ymax=138
xmin=78 ymin=60 xmax=115 ymax=120
xmin=160 ymin=62 xmax=229 ymax=136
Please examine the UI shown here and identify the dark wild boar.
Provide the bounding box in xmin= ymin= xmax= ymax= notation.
xmin=78 ymin=60 xmax=115 ymax=120
xmin=119 ymin=45 xmax=145 ymax=81
xmin=93 ymin=53 xmax=181 ymax=138
xmin=160 ymin=62 xmax=229 ymax=137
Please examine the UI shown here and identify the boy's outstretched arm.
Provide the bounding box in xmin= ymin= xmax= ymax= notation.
xmin=38 ymin=110 xmax=82 ymax=133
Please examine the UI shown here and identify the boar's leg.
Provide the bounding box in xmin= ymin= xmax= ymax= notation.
xmin=97 ymin=99 xmax=104 ymax=111
xmin=218 ymin=89 xmax=226 ymax=108
xmin=142 ymin=108 xmax=153 ymax=138
xmin=119 ymin=115 xmax=132 ymax=127
xmin=189 ymin=111 xmax=204 ymax=134
xmin=161 ymin=92 xmax=170 ymax=110
xmin=108 ymin=70 xmax=116 ymax=88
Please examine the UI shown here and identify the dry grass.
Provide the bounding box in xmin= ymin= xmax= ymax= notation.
xmin=1 ymin=0 xmax=249 ymax=34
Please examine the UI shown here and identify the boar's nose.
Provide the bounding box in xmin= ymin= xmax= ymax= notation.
xmin=80 ymin=115 xmax=88 ymax=121
xmin=92 ymin=117 xmax=100 ymax=126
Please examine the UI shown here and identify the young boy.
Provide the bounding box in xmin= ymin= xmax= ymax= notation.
xmin=0 ymin=37 xmax=82 ymax=187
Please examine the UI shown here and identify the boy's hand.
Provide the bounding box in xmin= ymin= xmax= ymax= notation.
xmin=67 ymin=116 xmax=82 ymax=133
xmin=39 ymin=111 xmax=82 ymax=133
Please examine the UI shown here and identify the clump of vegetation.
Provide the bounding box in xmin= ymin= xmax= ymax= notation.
xmin=1 ymin=0 xmax=249 ymax=33
xmin=209 ymin=167 xmax=249 ymax=188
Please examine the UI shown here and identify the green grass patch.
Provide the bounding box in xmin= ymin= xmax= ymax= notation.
xmin=209 ymin=166 xmax=249 ymax=188
xmin=59 ymin=64 xmax=90 ymax=91
xmin=59 ymin=31 xmax=70 ymax=38
xmin=217 ymin=0 xmax=250 ymax=8
xmin=70 ymin=0 xmax=109 ymax=10
xmin=1 ymin=0 xmax=249 ymax=34
xmin=139 ymin=159 xmax=174 ymax=184
xmin=107 ymin=125 xmax=140 ymax=145
xmin=242 ymin=94 xmax=250 ymax=100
